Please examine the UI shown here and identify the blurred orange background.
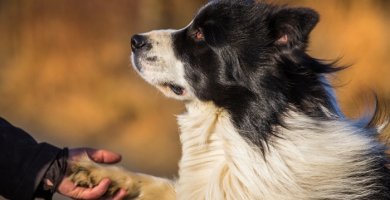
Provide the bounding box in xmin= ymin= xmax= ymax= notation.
xmin=0 ymin=0 xmax=389 ymax=198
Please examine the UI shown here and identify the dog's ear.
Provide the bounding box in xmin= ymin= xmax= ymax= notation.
xmin=269 ymin=7 xmax=319 ymax=47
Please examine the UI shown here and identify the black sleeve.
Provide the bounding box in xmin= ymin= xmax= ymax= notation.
xmin=0 ymin=117 xmax=64 ymax=200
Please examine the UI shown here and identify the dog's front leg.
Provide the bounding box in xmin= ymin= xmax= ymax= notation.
xmin=69 ymin=156 xmax=176 ymax=200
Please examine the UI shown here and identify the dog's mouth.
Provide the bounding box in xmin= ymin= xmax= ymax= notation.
xmin=159 ymin=82 xmax=185 ymax=96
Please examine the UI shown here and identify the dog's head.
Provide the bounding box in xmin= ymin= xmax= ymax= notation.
xmin=131 ymin=0 xmax=336 ymax=115
xmin=131 ymin=0 xmax=344 ymax=146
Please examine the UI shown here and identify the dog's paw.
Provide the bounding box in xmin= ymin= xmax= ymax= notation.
xmin=68 ymin=155 xmax=176 ymax=200
xmin=69 ymin=165 xmax=96 ymax=188
xmin=69 ymin=156 xmax=141 ymax=199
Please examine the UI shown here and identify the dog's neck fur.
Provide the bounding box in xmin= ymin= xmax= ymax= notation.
xmin=175 ymin=100 xmax=387 ymax=200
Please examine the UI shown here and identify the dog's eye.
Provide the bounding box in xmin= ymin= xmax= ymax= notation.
xmin=193 ymin=29 xmax=204 ymax=41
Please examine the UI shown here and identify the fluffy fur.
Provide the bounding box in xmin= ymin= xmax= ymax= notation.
xmin=70 ymin=0 xmax=390 ymax=199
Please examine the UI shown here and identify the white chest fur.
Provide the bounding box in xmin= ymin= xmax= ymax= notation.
xmin=175 ymin=101 xmax=277 ymax=200
xmin=174 ymin=101 xmax=381 ymax=200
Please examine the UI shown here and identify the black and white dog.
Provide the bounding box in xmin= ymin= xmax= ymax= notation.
xmin=71 ymin=0 xmax=390 ymax=199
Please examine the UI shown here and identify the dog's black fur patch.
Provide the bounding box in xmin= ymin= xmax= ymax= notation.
xmin=173 ymin=0 xmax=341 ymax=147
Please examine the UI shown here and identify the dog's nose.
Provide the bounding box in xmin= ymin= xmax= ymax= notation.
xmin=131 ymin=34 xmax=147 ymax=51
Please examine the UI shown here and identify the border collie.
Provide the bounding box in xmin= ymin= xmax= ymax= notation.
xmin=70 ymin=0 xmax=390 ymax=199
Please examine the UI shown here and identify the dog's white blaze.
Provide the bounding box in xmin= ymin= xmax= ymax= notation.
xmin=132 ymin=29 xmax=195 ymax=100
xmin=175 ymin=100 xmax=382 ymax=200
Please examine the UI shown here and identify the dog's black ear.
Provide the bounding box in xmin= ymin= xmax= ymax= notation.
xmin=269 ymin=7 xmax=319 ymax=47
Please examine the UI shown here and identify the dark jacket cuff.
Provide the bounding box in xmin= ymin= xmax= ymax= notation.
xmin=34 ymin=147 xmax=69 ymax=199
xmin=14 ymin=143 xmax=61 ymax=200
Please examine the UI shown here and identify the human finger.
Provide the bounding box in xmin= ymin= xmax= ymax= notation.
xmin=73 ymin=178 xmax=111 ymax=199
xmin=86 ymin=148 xmax=122 ymax=164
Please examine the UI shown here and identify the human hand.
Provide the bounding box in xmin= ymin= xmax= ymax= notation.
xmin=57 ymin=148 xmax=128 ymax=200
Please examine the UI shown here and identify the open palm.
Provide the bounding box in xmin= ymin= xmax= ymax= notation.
xmin=57 ymin=148 xmax=128 ymax=200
